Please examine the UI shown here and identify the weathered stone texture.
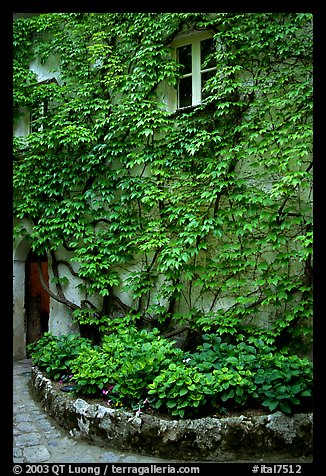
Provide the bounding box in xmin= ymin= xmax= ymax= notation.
xmin=30 ymin=366 xmax=313 ymax=462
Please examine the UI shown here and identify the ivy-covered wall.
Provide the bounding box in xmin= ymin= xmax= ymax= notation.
xmin=13 ymin=13 xmax=313 ymax=354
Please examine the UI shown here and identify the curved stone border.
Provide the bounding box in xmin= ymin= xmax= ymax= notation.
xmin=30 ymin=366 xmax=313 ymax=462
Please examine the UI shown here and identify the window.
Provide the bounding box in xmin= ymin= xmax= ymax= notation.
xmin=27 ymin=78 xmax=58 ymax=134
xmin=171 ymin=31 xmax=216 ymax=111
xmin=29 ymin=102 xmax=48 ymax=133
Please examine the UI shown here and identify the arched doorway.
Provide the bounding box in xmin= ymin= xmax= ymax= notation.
xmin=25 ymin=250 xmax=50 ymax=354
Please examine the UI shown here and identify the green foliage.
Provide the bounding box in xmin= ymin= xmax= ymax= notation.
xmin=28 ymin=332 xmax=312 ymax=418
xmin=27 ymin=332 xmax=92 ymax=380
xmin=148 ymin=364 xmax=212 ymax=418
xmin=14 ymin=13 xmax=312 ymax=350
xmin=69 ymin=346 xmax=114 ymax=396
xmin=71 ymin=326 xmax=183 ymax=404
xmin=148 ymin=335 xmax=312 ymax=417
xmin=254 ymin=353 xmax=313 ymax=414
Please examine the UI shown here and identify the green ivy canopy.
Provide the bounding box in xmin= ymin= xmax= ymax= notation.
xmin=13 ymin=13 xmax=313 ymax=352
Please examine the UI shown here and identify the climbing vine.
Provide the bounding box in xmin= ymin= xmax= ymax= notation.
xmin=13 ymin=13 xmax=313 ymax=352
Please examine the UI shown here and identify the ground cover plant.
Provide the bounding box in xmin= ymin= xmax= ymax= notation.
xmin=16 ymin=13 xmax=312 ymax=419
xmin=28 ymin=330 xmax=312 ymax=419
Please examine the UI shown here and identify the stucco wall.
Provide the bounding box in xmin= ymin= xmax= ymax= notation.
xmin=13 ymin=260 xmax=26 ymax=360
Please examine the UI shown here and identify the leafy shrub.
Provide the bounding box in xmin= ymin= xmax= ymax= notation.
xmin=27 ymin=332 xmax=92 ymax=380
xmin=148 ymin=363 xmax=258 ymax=418
xmin=148 ymin=363 xmax=215 ymax=418
xmin=70 ymin=326 xmax=183 ymax=405
xmin=28 ymin=331 xmax=312 ymax=418
xmin=148 ymin=335 xmax=312 ymax=417
xmin=69 ymin=347 xmax=115 ymax=395
xmin=254 ymin=353 xmax=313 ymax=413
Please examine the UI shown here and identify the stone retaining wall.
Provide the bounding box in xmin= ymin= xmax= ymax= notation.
xmin=30 ymin=366 xmax=313 ymax=462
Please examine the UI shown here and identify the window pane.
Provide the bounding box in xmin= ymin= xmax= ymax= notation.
xmin=177 ymin=44 xmax=192 ymax=75
xmin=29 ymin=105 xmax=43 ymax=133
xmin=201 ymin=70 xmax=215 ymax=99
xmin=201 ymin=38 xmax=215 ymax=70
xmin=178 ymin=76 xmax=192 ymax=108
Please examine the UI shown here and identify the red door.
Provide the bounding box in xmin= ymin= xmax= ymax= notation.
xmin=25 ymin=251 xmax=50 ymax=351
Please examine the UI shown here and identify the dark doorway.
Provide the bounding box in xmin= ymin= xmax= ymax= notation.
xmin=25 ymin=251 xmax=50 ymax=354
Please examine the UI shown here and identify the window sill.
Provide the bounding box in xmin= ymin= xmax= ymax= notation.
xmin=169 ymin=104 xmax=200 ymax=118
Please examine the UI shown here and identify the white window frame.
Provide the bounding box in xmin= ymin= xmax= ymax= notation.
xmin=29 ymin=102 xmax=47 ymax=134
xmin=169 ymin=30 xmax=216 ymax=112
xmin=27 ymin=78 xmax=57 ymax=134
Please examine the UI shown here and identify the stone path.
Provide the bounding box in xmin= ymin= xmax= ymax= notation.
xmin=13 ymin=359 xmax=173 ymax=464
